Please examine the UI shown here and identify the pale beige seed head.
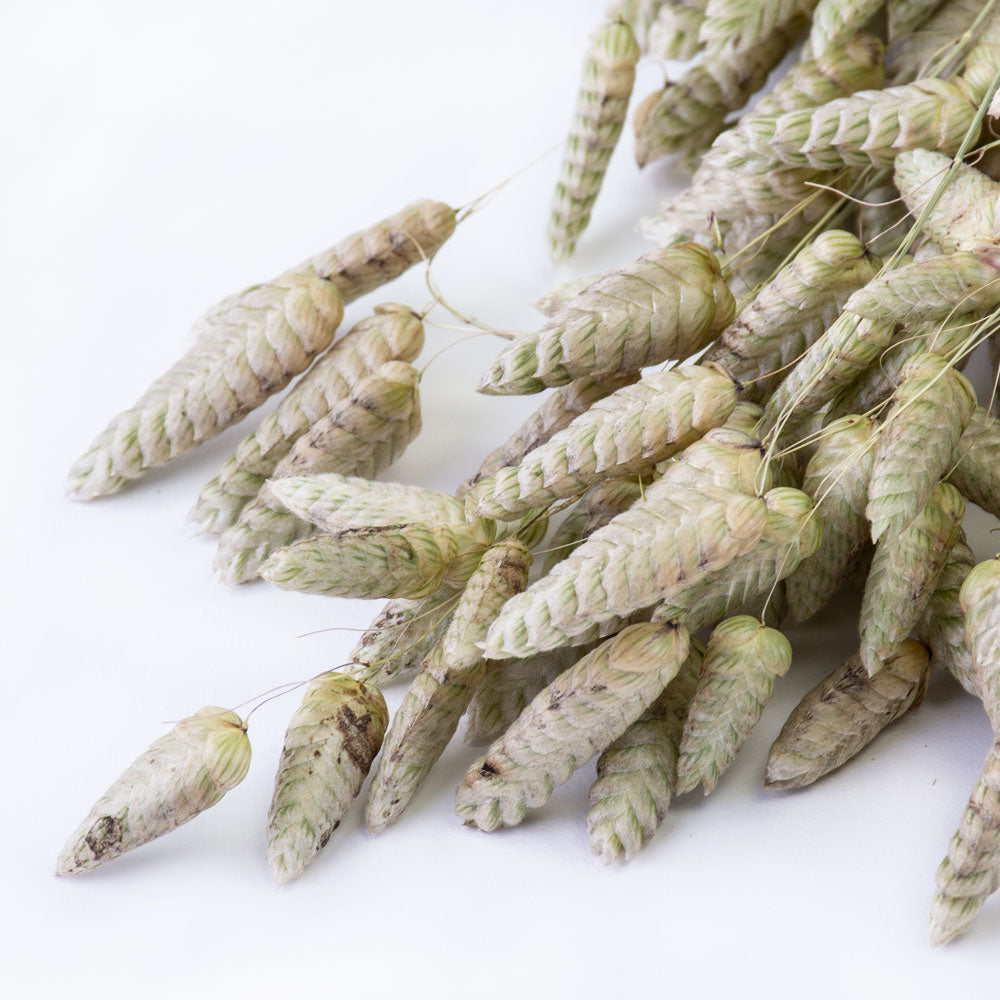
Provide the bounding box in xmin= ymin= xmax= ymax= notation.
xmin=808 ymin=0 xmax=885 ymax=59
xmin=639 ymin=30 xmax=885 ymax=245
xmin=259 ymin=475 xmax=497 ymax=598
xmin=458 ymin=373 xmax=636 ymax=495
xmin=867 ymin=352 xmax=976 ymax=543
xmin=532 ymin=274 xmax=601 ymax=317
xmin=482 ymin=485 xmax=770 ymax=659
xmin=699 ymin=0 xmax=805 ymax=54
xmin=860 ymin=481 xmax=965 ymax=676
xmin=633 ymin=15 xmax=804 ymax=167
xmin=609 ymin=0 xmax=705 ymax=59
xmin=887 ymin=0 xmax=982 ymax=84
xmin=478 ymin=243 xmax=735 ymax=395
xmin=583 ymin=475 xmax=646 ymax=535
xmin=455 ymin=623 xmax=691 ymax=832
xmin=765 ymin=640 xmax=930 ymax=790
xmin=303 ymin=200 xmax=457 ymax=304
xmin=676 ymin=616 xmax=792 ymax=796
xmin=260 ymin=518 xmax=495 ymax=601
xmin=548 ymin=19 xmax=640 ymax=262
xmin=786 ymin=414 xmax=877 ymax=623
xmin=760 ymin=314 xmax=897 ymax=441
xmin=651 ymin=422 xmax=769 ymax=496
xmin=365 ymin=540 xmax=533 ymax=833
xmin=886 ymin=0 xmax=943 ymax=45
xmin=654 ymin=486 xmax=821 ymax=633
xmin=57 ymin=708 xmax=251 ymax=875
xmin=349 ymin=584 xmax=462 ymax=688
xmin=929 ymin=733 xmax=1000 ymax=945
xmin=831 ymin=311 xmax=976 ymax=419
xmin=960 ymin=13 xmax=1000 ymax=106
xmin=266 ymin=673 xmax=388 ymax=883
xmin=70 ymin=199 xmax=454 ymax=500
xmin=704 ymin=229 xmax=880 ymax=399
xmin=917 ymin=537 xmax=977 ymax=699
xmin=845 ymin=246 xmax=1000 ymax=328
xmin=464 ymin=644 xmax=588 ymax=746
xmin=587 ymin=636 xmax=706 ymax=864
xmin=273 ymin=360 xmax=421 ymax=478
xmin=467 ymin=365 xmax=738 ymax=519
xmin=740 ymin=78 xmax=979 ymax=172
xmin=268 ymin=474 xmax=478 ymax=533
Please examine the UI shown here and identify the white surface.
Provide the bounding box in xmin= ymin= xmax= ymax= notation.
xmin=3 ymin=1 xmax=1000 ymax=996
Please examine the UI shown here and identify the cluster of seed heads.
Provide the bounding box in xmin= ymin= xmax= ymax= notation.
xmin=59 ymin=0 xmax=1000 ymax=950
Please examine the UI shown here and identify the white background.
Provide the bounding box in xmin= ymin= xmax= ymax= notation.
xmin=3 ymin=1 xmax=1000 ymax=995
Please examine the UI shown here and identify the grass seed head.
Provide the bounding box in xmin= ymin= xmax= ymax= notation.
xmin=705 ymin=229 xmax=880 ymax=398
xmin=960 ymin=556 xmax=1000 ymax=731
xmin=213 ymin=361 xmax=422 ymax=583
xmin=917 ymin=536 xmax=977 ymax=698
xmin=949 ymin=406 xmax=1000 ymax=521
xmin=894 ymin=149 xmax=999 ymax=252
xmin=633 ymin=15 xmax=804 ymax=167
xmin=482 ymin=485 xmax=769 ymax=659
xmin=587 ymin=637 xmax=705 ymax=863
xmin=458 ymin=374 xmax=637 ymax=496
xmin=866 ymin=352 xmax=976 ymax=543
xmin=547 ymin=19 xmax=640 ymax=262
xmin=675 ymin=616 xmax=792 ymax=795
xmin=478 ymin=243 xmax=735 ymax=395
xmin=699 ymin=0 xmax=806 ymax=54
xmin=365 ymin=540 xmax=533 ymax=832
xmin=929 ymin=732 xmax=1000 ymax=945
xmin=786 ymin=414 xmax=877 ymax=623
xmin=266 ymin=673 xmax=388 ymax=883
xmin=764 ymin=640 xmax=931 ymax=790
xmin=304 ymin=200 xmax=457 ymax=304
xmin=68 ymin=274 xmax=344 ymax=500
xmin=468 ymin=366 xmax=738 ymax=519
xmin=860 ymin=481 xmax=965 ymax=675
xmin=57 ymin=708 xmax=251 ymax=875
xmin=456 ymin=623 xmax=691 ymax=832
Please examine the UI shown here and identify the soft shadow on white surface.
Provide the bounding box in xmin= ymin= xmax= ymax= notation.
xmin=3 ymin=1 xmax=1000 ymax=997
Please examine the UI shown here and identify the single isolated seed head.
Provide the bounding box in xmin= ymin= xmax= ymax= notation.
xmin=57 ymin=708 xmax=251 ymax=875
